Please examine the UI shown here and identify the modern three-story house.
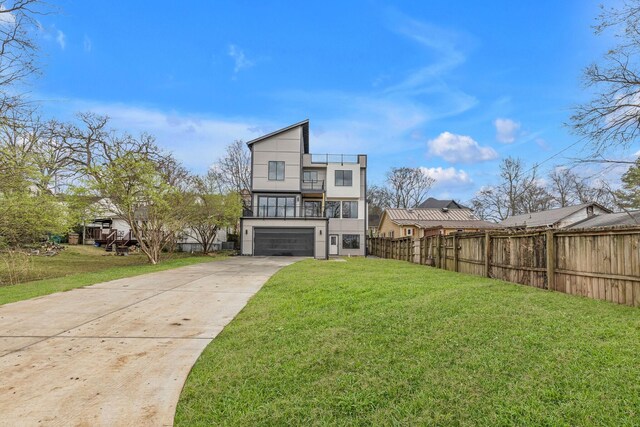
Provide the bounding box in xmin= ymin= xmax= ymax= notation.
xmin=240 ymin=120 xmax=367 ymax=259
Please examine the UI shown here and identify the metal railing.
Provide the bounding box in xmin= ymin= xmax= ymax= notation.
xmin=243 ymin=203 xmax=327 ymax=219
xmin=310 ymin=154 xmax=360 ymax=164
xmin=301 ymin=179 xmax=325 ymax=191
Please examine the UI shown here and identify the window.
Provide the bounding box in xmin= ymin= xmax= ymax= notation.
xmin=325 ymin=201 xmax=340 ymax=218
xmin=335 ymin=170 xmax=352 ymax=186
xmin=258 ymin=196 xmax=295 ymax=217
xmin=406 ymin=228 xmax=413 ymax=236
xmin=341 ymin=201 xmax=358 ymax=219
xmin=303 ymin=170 xmax=318 ymax=182
xmin=268 ymin=161 xmax=285 ymax=181
xmin=342 ymin=234 xmax=360 ymax=249
xmin=304 ymin=200 xmax=322 ymax=217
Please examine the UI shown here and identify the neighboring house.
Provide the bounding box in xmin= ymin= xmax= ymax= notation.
xmin=83 ymin=198 xmax=137 ymax=250
xmin=500 ymin=202 xmax=612 ymax=229
xmin=84 ymin=198 xmax=228 ymax=252
xmin=568 ymin=210 xmax=640 ymax=229
xmin=378 ymin=207 xmax=500 ymax=238
xmin=240 ymin=120 xmax=367 ymax=258
xmin=417 ymin=198 xmax=468 ymax=209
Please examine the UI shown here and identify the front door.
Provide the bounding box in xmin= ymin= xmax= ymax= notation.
xmin=329 ymin=234 xmax=338 ymax=255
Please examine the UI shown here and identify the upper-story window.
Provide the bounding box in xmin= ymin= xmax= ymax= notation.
xmin=303 ymin=170 xmax=318 ymax=182
xmin=341 ymin=201 xmax=358 ymax=219
xmin=325 ymin=201 xmax=341 ymax=218
xmin=268 ymin=161 xmax=285 ymax=181
xmin=335 ymin=170 xmax=352 ymax=186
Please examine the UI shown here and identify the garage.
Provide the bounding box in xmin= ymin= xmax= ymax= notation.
xmin=254 ymin=228 xmax=315 ymax=256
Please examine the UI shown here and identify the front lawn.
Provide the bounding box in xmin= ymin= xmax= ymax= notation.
xmin=176 ymin=257 xmax=640 ymax=426
xmin=0 ymin=245 xmax=223 ymax=306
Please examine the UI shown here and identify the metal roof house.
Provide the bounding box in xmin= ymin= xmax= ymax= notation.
xmin=568 ymin=210 xmax=640 ymax=229
xmin=499 ymin=203 xmax=612 ymax=229
xmin=378 ymin=207 xmax=500 ymax=238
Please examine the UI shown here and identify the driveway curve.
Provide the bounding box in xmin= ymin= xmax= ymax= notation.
xmin=0 ymin=256 xmax=299 ymax=426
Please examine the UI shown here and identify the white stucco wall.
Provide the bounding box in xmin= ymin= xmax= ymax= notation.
xmin=326 ymin=163 xmax=361 ymax=198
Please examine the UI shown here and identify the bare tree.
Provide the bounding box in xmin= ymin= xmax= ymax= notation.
xmin=0 ymin=0 xmax=47 ymax=125
xmin=210 ymin=140 xmax=251 ymax=197
xmin=183 ymin=172 xmax=242 ymax=254
xmin=470 ymin=157 xmax=548 ymax=222
xmin=384 ymin=167 xmax=435 ymax=208
xmin=571 ymin=0 xmax=640 ymax=156
xmin=548 ymin=167 xmax=581 ymax=207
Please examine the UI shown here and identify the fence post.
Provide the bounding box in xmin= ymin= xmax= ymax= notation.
xmin=546 ymin=230 xmax=555 ymax=291
xmin=484 ymin=231 xmax=491 ymax=277
xmin=453 ymin=234 xmax=459 ymax=272
xmin=435 ymin=234 xmax=441 ymax=269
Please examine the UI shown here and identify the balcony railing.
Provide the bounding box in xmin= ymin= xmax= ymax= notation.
xmin=310 ymin=154 xmax=360 ymax=164
xmin=243 ymin=203 xmax=326 ymax=219
xmin=301 ymin=179 xmax=325 ymax=191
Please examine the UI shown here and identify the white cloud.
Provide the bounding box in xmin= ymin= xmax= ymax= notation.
xmin=427 ymin=132 xmax=498 ymax=164
xmin=56 ymin=30 xmax=66 ymax=49
xmin=494 ymin=118 xmax=520 ymax=143
xmin=227 ymin=44 xmax=254 ymax=75
xmin=83 ymin=35 xmax=92 ymax=52
xmin=0 ymin=8 xmax=16 ymax=25
xmin=421 ymin=166 xmax=472 ymax=188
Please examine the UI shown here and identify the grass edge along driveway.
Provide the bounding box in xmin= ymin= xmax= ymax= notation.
xmin=176 ymin=257 xmax=640 ymax=426
xmin=0 ymin=255 xmax=221 ymax=306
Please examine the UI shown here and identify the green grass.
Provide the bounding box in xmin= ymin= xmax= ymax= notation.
xmin=0 ymin=245 xmax=202 ymax=285
xmin=0 ymin=245 xmax=224 ymax=306
xmin=176 ymin=257 xmax=640 ymax=426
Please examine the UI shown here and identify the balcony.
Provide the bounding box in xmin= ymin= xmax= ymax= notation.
xmin=301 ymin=179 xmax=324 ymax=193
xmin=243 ymin=203 xmax=326 ymax=219
xmin=303 ymin=153 xmax=366 ymax=167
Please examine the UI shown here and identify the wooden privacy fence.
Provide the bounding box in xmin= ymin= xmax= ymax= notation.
xmin=368 ymin=226 xmax=640 ymax=307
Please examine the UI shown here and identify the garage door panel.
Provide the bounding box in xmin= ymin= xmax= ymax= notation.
xmin=254 ymin=228 xmax=314 ymax=256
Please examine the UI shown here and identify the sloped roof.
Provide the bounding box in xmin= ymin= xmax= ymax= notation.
xmin=417 ymin=198 xmax=467 ymax=209
xmin=385 ymin=207 xmax=479 ymax=222
xmin=499 ymin=203 xmax=611 ymax=228
xmin=245 ymin=119 xmax=310 ymax=153
xmin=393 ymin=219 xmax=501 ymax=230
xmin=568 ymin=211 xmax=640 ymax=229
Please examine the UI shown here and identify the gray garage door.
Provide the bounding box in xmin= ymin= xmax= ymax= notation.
xmin=254 ymin=228 xmax=314 ymax=256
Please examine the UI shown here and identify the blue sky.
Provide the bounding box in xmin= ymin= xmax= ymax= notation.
xmin=31 ymin=0 xmax=638 ymax=201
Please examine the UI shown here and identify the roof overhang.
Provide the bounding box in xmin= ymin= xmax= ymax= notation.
xmin=246 ymin=119 xmax=309 ymax=152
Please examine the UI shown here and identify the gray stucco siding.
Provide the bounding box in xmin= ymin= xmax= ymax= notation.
xmin=251 ymin=127 xmax=302 ymax=192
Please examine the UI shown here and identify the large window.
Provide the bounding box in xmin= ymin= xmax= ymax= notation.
xmin=335 ymin=170 xmax=352 ymax=186
xmin=304 ymin=200 xmax=322 ymax=217
xmin=342 ymin=234 xmax=360 ymax=249
xmin=268 ymin=161 xmax=285 ymax=181
xmin=341 ymin=201 xmax=358 ymax=218
xmin=258 ymin=196 xmax=295 ymax=217
xmin=325 ymin=201 xmax=340 ymax=218
xmin=303 ymin=170 xmax=318 ymax=182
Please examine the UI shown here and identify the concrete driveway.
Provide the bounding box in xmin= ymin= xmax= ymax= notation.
xmin=0 ymin=256 xmax=299 ymax=426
